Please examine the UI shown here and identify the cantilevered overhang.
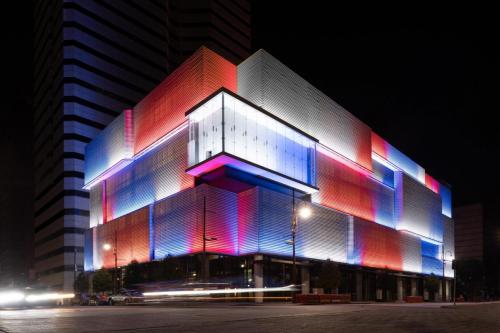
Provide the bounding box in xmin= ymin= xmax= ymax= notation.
xmin=185 ymin=89 xmax=319 ymax=194
xmin=186 ymin=152 xmax=319 ymax=194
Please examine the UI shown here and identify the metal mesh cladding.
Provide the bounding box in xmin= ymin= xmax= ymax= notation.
xmin=133 ymin=47 xmax=237 ymax=154
xmin=104 ymin=126 xmax=193 ymax=221
xmin=237 ymin=50 xmax=372 ymax=170
xmin=153 ymin=184 xmax=238 ymax=258
xmin=95 ymin=206 xmax=150 ymax=269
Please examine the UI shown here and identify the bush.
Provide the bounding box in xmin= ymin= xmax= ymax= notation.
xmin=424 ymin=273 xmax=440 ymax=296
xmin=123 ymin=256 xmax=184 ymax=288
xmin=123 ymin=260 xmax=145 ymax=288
xmin=93 ymin=269 xmax=112 ymax=292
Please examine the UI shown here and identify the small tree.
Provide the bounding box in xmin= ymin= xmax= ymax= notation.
xmin=162 ymin=256 xmax=184 ymax=281
xmin=424 ymin=273 xmax=440 ymax=300
xmin=93 ymin=269 xmax=112 ymax=292
xmin=318 ymin=259 xmax=341 ymax=294
xmin=124 ymin=260 xmax=146 ymax=288
xmin=74 ymin=272 xmax=89 ymax=293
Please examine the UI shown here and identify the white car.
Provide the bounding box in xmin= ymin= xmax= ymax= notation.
xmin=108 ymin=289 xmax=143 ymax=305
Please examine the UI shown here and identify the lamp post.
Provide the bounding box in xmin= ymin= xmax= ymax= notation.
xmin=442 ymin=245 xmax=445 ymax=301
xmin=289 ymin=190 xmax=312 ymax=286
xmin=202 ymin=195 xmax=217 ymax=282
xmin=442 ymin=249 xmax=453 ymax=302
xmin=103 ymin=229 xmax=118 ymax=294
xmin=453 ymin=259 xmax=457 ymax=306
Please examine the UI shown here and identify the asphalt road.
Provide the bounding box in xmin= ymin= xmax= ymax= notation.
xmin=1 ymin=302 xmax=499 ymax=332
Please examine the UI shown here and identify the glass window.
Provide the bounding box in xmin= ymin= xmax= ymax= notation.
xmin=188 ymin=92 xmax=317 ymax=188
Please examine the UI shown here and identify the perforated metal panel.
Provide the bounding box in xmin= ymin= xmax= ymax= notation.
xmin=104 ymin=126 xmax=194 ymax=220
xmin=237 ymin=187 xmax=260 ymax=255
xmin=372 ymin=132 xmax=425 ymax=184
xmin=443 ymin=216 xmax=455 ymax=277
xmin=313 ymin=150 xmax=395 ymax=228
xmin=352 ymin=217 xmax=403 ymax=271
xmin=237 ymin=50 xmax=372 ymax=170
xmin=153 ymin=184 xmax=238 ymax=258
xmin=421 ymin=256 xmax=443 ymax=275
xmin=134 ymin=47 xmax=237 ymax=154
xmin=84 ymin=228 xmax=94 ymax=271
xmin=425 ymin=174 xmax=440 ymax=193
xmin=395 ymin=172 xmax=443 ymax=241
xmin=95 ymin=206 xmax=150 ymax=269
xmin=89 ymin=182 xmax=104 ymax=227
xmin=440 ymin=184 xmax=452 ymax=218
xmin=84 ymin=109 xmax=133 ymax=185
xmin=401 ymin=232 xmax=422 ymax=273
xmin=153 ymin=188 xmax=200 ymax=257
xmin=236 ymin=187 xmax=348 ymax=262
xmin=372 ymin=159 xmax=395 ymax=187
xmin=421 ymin=240 xmax=442 ymax=275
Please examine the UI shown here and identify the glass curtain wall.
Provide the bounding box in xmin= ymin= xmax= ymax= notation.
xmin=188 ymin=92 xmax=317 ymax=188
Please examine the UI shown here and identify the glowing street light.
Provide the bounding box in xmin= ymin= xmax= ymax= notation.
xmin=289 ymin=190 xmax=312 ymax=287
xmin=102 ymin=230 xmax=118 ymax=294
xmin=202 ymin=195 xmax=217 ymax=282
xmin=298 ymin=206 xmax=312 ymax=219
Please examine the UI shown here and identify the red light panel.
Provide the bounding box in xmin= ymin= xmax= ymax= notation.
xmin=134 ymin=47 xmax=237 ymax=154
xmin=354 ymin=218 xmax=403 ymax=271
xmin=97 ymin=206 xmax=150 ymax=269
xmin=314 ymin=150 xmax=394 ymax=226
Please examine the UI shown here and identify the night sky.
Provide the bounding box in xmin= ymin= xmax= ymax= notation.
xmin=1 ymin=2 xmax=498 ymax=263
xmin=252 ymin=3 xmax=498 ymax=206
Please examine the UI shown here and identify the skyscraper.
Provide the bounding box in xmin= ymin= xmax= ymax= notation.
xmin=166 ymin=0 xmax=251 ymax=70
xmin=33 ymin=0 xmax=251 ymax=290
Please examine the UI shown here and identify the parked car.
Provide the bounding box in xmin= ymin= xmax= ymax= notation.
xmin=95 ymin=292 xmax=112 ymax=305
xmin=108 ymin=289 xmax=143 ymax=305
xmin=71 ymin=293 xmax=88 ymax=305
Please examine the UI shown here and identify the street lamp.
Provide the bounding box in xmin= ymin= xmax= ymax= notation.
xmin=289 ymin=189 xmax=312 ymax=286
xmin=298 ymin=206 xmax=312 ymax=219
xmin=102 ymin=229 xmax=118 ymax=294
xmin=441 ymin=249 xmax=454 ymax=302
xmin=202 ymin=195 xmax=217 ymax=282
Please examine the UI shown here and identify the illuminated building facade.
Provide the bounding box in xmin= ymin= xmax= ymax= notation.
xmin=84 ymin=47 xmax=454 ymax=301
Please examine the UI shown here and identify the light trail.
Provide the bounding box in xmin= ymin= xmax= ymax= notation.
xmin=143 ymin=285 xmax=297 ymax=297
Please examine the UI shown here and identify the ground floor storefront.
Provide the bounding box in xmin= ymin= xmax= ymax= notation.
xmin=102 ymin=253 xmax=454 ymax=302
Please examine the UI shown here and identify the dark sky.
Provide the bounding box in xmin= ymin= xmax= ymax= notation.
xmin=252 ymin=3 xmax=499 ymax=206
xmin=1 ymin=0 xmax=33 ymax=279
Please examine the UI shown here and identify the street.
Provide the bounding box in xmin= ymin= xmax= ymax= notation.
xmin=1 ymin=302 xmax=499 ymax=332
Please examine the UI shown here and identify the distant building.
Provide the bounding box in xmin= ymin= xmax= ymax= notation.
xmin=454 ymin=199 xmax=500 ymax=297
xmin=33 ymin=0 xmax=251 ymax=291
xmin=454 ymin=204 xmax=484 ymax=261
xmin=83 ymin=47 xmax=455 ymax=301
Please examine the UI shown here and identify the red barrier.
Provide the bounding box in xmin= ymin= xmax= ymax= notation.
xmin=294 ymin=294 xmax=351 ymax=304
xmin=404 ymin=296 xmax=424 ymax=303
